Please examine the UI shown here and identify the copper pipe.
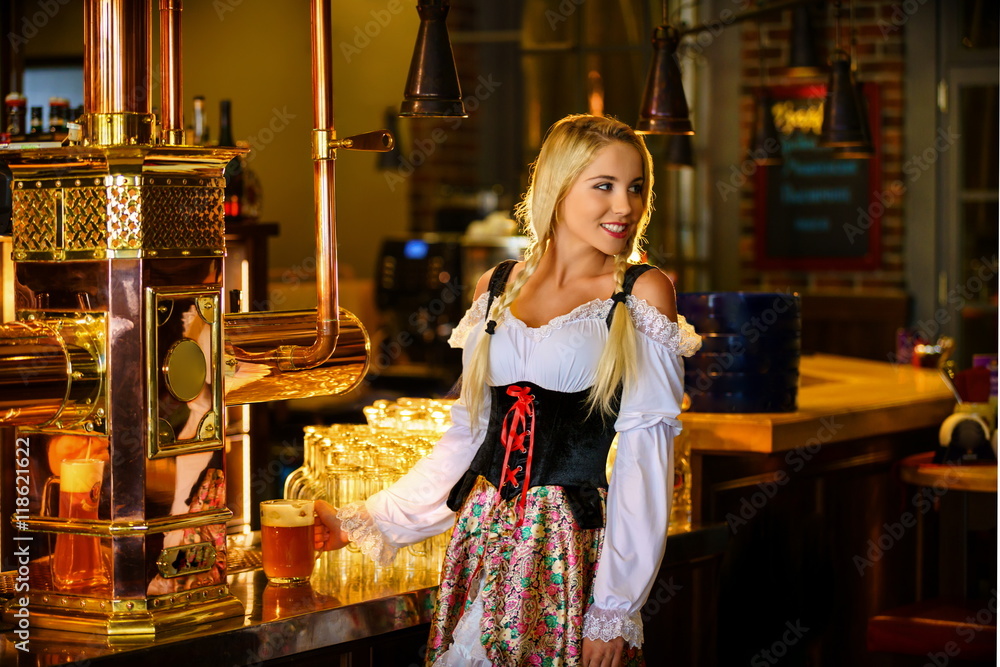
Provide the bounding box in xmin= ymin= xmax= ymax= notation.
xmin=159 ymin=0 xmax=183 ymax=145
xmin=231 ymin=0 xmax=339 ymax=371
xmin=224 ymin=310 xmax=369 ymax=405
xmin=84 ymin=0 xmax=151 ymax=114
xmin=298 ymin=0 xmax=339 ymax=369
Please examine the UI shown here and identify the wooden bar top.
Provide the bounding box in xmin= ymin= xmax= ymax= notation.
xmin=680 ymin=354 xmax=956 ymax=454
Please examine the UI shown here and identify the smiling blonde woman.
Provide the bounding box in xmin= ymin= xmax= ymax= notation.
xmin=316 ymin=114 xmax=701 ymax=667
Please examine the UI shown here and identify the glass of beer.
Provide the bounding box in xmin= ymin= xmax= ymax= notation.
xmin=47 ymin=458 xmax=109 ymax=591
xmin=260 ymin=499 xmax=315 ymax=585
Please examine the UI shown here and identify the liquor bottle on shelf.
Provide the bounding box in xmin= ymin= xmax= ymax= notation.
xmin=48 ymin=97 xmax=69 ymax=134
xmin=192 ymin=95 xmax=208 ymax=145
xmin=4 ymin=93 xmax=26 ymax=136
xmin=29 ymin=107 xmax=43 ymax=134
xmin=218 ymin=99 xmax=244 ymax=221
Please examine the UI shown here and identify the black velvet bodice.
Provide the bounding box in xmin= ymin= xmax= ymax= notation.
xmin=445 ymin=261 xmax=657 ymax=530
xmin=446 ymin=382 xmax=617 ymax=529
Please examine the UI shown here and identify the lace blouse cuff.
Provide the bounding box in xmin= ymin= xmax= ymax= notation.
xmin=337 ymin=501 xmax=398 ymax=566
xmin=582 ymin=606 xmax=644 ymax=648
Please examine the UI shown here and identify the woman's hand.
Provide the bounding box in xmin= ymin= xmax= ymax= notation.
xmin=582 ymin=637 xmax=625 ymax=667
xmin=313 ymin=499 xmax=350 ymax=551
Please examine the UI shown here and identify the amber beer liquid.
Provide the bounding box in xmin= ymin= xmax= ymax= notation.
xmin=52 ymin=459 xmax=109 ymax=591
xmin=260 ymin=499 xmax=315 ymax=584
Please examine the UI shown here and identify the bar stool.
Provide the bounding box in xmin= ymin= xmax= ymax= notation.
xmin=866 ymin=452 xmax=997 ymax=663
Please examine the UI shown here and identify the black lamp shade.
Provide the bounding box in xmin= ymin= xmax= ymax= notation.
xmin=637 ymin=25 xmax=694 ymax=135
xmin=833 ymin=82 xmax=874 ymax=159
xmin=786 ymin=6 xmax=824 ymax=77
xmin=752 ymin=92 xmax=783 ymax=165
xmin=819 ymin=50 xmax=867 ymax=147
xmin=400 ymin=0 xmax=467 ymax=118
xmin=665 ymin=133 xmax=695 ymax=169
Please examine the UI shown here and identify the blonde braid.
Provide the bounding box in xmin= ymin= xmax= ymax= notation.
xmin=462 ymin=240 xmax=547 ymax=419
xmin=586 ymin=252 xmax=640 ymax=417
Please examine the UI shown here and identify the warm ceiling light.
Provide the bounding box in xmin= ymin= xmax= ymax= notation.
xmin=399 ymin=0 xmax=467 ymax=118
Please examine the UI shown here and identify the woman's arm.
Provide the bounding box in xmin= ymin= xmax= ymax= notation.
xmin=584 ymin=270 xmax=690 ymax=650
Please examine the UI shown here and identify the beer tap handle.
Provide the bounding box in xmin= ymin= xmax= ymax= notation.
xmin=329 ymin=129 xmax=395 ymax=152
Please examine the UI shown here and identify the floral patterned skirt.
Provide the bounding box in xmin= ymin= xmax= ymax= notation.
xmin=426 ymin=476 xmax=644 ymax=667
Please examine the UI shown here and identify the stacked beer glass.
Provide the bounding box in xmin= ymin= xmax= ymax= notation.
xmin=284 ymin=398 xmax=455 ymax=599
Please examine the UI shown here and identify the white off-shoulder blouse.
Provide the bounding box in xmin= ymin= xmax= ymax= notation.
xmin=338 ymin=291 xmax=701 ymax=656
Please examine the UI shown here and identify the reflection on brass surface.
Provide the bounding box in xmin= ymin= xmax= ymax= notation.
xmin=0 ymin=316 xmax=104 ymax=429
xmin=196 ymin=296 xmax=218 ymax=324
xmin=226 ymin=364 xmax=369 ymax=405
xmin=224 ymin=309 xmax=370 ymax=405
xmin=197 ymin=410 xmax=219 ymax=440
xmin=156 ymin=543 xmax=217 ymax=579
xmin=2 ymin=585 xmax=244 ymax=637
xmin=163 ymin=338 xmax=208 ymax=402
xmin=147 ymin=287 xmax=222 ymax=458
xmin=15 ymin=508 xmax=234 ymax=537
xmin=80 ymin=112 xmax=156 ymax=147
xmin=156 ymin=418 xmax=175 ymax=446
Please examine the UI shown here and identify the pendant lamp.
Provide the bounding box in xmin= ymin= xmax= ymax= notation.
xmin=665 ymin=133 xmax=695 ymax=169
xmin=637 ymin=0 xmax=694 ymax=135
xmin=400 ymin=0 xmax=467 ymax=118
xmin=785 ymin=5 xmax=824 ymax=77
xmin=832 ymin=3 xmax=874 ymax=159
xmin=818 ymin=1 xmax=867 ymax=147
xmin=750 ymin=16 xmax=782 ymax=165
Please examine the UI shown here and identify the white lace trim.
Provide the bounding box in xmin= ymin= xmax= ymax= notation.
xmin=582 ymin=606 xmax=644 ymax=648
xmin=434 ymin=587 xmax=492 ymax=665
xmin=448 ymin=292 xmax=490 ymax=349
xmin=450 ymin=291 xmax=702 ymax=356
xmin=336 ymin=501 xmax=397 ymax=567
xmin=626 ymin=298 xmax=703 ymax=357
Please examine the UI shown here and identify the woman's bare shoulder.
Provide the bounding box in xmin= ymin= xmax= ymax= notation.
xmin=472 ymin=261 xmax=525 ymax=300
xmin=630 ymin=266 xmax=678 ymax=321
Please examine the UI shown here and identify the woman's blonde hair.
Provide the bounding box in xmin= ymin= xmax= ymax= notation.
xmin=463 ymin=114 xmax=655 ymax=419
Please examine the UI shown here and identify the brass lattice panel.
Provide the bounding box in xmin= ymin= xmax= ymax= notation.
xmin=107 ymin=181 xmax=143 ymax=252
xmin=9 ymin=176 xmax=226 ymax=259
xmin=12 ymin=187 xmax=57 ymax=254
xmin=143 ymin=183 xmax=225 ymax=253
xmin=64 ymin=186 xmax=110 ymax=253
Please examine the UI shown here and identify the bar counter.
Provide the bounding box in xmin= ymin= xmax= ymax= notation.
xmin=0 ymin=524 xmax=730 ymax=666
xmin=682 ymin=353 xmax=956 ymax=454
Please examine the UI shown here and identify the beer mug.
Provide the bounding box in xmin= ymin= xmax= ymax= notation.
xmin=260 ymin=499 xmax=315 ymax=585
xmin=43 ymin=458 xmax=109 ymax=591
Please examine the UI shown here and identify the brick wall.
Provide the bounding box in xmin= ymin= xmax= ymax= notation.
xmin=739 ymin=0 xmax=907 ymax=293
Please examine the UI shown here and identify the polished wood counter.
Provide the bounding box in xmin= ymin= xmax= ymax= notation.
xmin=681 ymin=354 xmax=956 ymax=454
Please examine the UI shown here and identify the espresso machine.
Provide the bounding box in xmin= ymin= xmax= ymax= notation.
xmin=0 ymin=0 xmax=398 ymax=637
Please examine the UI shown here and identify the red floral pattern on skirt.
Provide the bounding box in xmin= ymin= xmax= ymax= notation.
xmin=426 ymin=476 xmax=644 ymax=666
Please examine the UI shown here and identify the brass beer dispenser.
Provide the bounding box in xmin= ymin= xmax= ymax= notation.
xmin=0 ymin=0 xmax=388 ymax=636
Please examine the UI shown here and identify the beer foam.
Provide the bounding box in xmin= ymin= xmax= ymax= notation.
xmin=60 ymin=459 xmax=104 ymax=493
xmin=260 ymin=500 xmax=314 ymax=527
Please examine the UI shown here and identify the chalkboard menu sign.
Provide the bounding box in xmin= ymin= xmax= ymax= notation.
xmin=754 ymin=83 xmax=882 ymax=270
